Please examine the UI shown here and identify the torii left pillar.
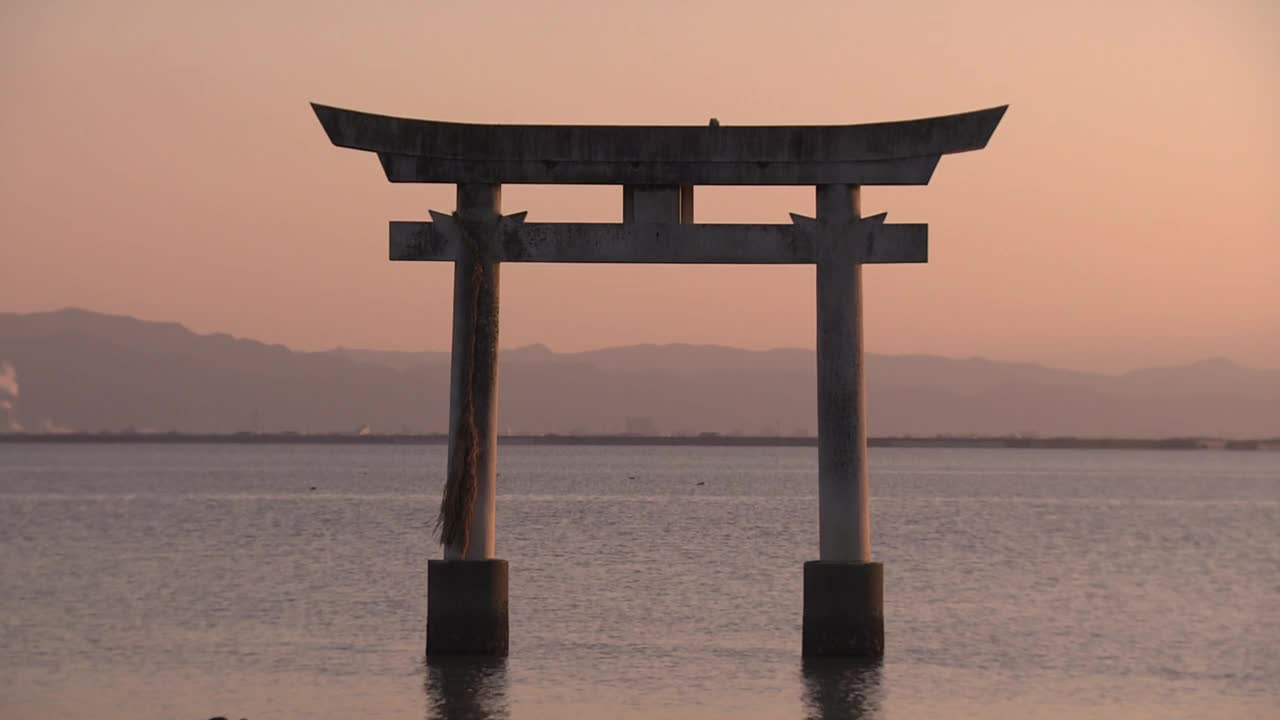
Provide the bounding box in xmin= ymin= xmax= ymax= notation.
xmin=426 ymin=183 xmax=509 ymax=656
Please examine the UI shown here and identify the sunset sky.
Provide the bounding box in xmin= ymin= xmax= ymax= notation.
xmin=2 ymin=0 xmax=1276 ymax=372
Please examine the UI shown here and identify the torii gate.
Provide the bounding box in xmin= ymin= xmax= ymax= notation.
xmin=313 ymin=102 xmax=1005 ymax=658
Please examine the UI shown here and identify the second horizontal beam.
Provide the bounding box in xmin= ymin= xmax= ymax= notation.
xmin=389 ymin=222 xmax=927 ymax=264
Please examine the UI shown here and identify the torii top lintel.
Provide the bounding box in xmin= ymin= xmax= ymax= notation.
xmin=311 ymin=103 xmax=1006 ymax=186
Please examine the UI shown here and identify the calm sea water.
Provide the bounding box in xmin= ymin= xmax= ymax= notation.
xmin=0 ymin=443 xmax=1276 ymax=719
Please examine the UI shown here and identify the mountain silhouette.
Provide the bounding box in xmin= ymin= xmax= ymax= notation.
xmin=1 ymin=308 xmax=1276 ymax=438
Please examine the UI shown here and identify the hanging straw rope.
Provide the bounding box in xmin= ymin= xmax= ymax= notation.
xmin=435 ymin=228 xmax=487 ymax=553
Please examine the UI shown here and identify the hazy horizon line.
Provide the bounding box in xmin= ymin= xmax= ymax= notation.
xmin=5 ymin=304 xmax=1277 ymax=375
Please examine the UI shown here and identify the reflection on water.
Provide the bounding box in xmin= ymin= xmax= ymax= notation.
xmin=3 ymin=444 xmax=1278 ymax=719
xmin=424 ymin=657 xmax=510 ymax=720
xmin=801 ymin=659 xmax=883 ymax=720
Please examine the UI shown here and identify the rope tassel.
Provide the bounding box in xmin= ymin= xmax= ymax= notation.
xmin=435 ymin=237 xmax=488 ymax=554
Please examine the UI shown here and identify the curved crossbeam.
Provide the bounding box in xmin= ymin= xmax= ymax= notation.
xmin=312 ymin=103 xmax=1006 ymax=186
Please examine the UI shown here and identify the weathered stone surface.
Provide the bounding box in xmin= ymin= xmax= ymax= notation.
xmin=623 ymin=185 xmax=686 ymax=224
xmin=427 ymin=559 xmax=509 ymax=656
xmin=814 ymin=186 xmax=872 ymax=563
xmin=440 ymin=184 xmax=501 ymax=561
xmin=377 ymin=152 xmax=941 ymax=185
xmin=313 ymin=103 xmax=1005 ymax=164
xmin=312 ymin=103 xmax=1004 ymax=185
xmin=390 ymin=219 xmax=926 ymax=264
xmin=802 ymin=561 xmax=884 ymax=658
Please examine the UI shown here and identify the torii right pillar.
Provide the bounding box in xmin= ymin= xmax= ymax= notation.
xmin=804 ymin=183 xmax=882 ymax=658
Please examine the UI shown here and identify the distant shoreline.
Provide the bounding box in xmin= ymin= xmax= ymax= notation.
xmin=1 ymin=432 xmax=1275 ymax=451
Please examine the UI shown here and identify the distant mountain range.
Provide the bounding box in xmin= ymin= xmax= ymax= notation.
xmin=1 ymin=308 xmax=1277 ymax=438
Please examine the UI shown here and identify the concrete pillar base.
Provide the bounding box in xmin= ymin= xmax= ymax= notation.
xmin=427 ymin=559 xmax=509 ymax=656
xmin=802 ymin=561 xmax=884 ymax=658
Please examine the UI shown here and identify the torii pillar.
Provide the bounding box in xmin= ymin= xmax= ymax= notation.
xmin=807 ymin=183 xmax=880 ymax=656
xmin=312 ymin=101 xmax=1006 ymax=658
xmin=426 ymin=182 xmax=509 ymax=655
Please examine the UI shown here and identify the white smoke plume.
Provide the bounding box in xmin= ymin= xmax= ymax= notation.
xmin=41 ymin=418 xmax=74 ymax=434
xmin=0 ymin=363 xmax=17 ymax=398
xmin=0 ymin=362 xmax=22 ymax=432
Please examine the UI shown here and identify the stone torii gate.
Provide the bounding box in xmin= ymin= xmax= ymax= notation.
xmin=313 ymin=102 xmax=1005 ymax=658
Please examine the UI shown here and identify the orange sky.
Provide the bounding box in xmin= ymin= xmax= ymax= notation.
xmin=2 ymin=0 xmax=1277 ymax=372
